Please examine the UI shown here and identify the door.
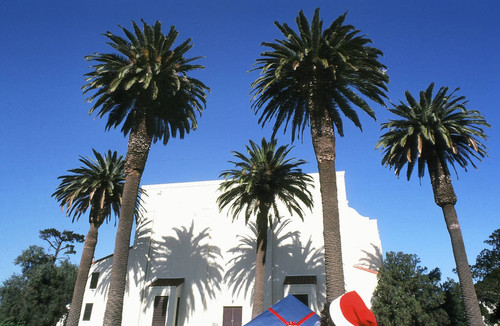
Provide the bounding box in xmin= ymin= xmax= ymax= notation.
xmin=222 ymin=306 xmax=242 ymax=326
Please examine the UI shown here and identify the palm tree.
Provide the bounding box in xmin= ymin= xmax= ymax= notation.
xmin=376 ymin=83 xmax=489 ymax=326
xmin=53 ymin=150 xmax=125 ymax=326
xmin=250 ymin=8 xmax=388 ymax=302
xmin=217 ymin=138 xmax=314 ymax=318
xmin=83 ymin=20 xmax=209 ymax=325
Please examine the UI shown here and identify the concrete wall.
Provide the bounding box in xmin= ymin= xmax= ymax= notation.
xmin=78 ymin=172 xmax=382 ymax=325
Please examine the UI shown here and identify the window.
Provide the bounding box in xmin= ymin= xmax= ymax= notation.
xmin=283 ymin=276 xmax=318 ymax=310
xmin=223 ymin=306 xmax=242 ymax=326
xmin=82 ymin=303 xmax=93 ymax=321
xmin=152 ymin=296 xmax=168 ymax=326
xmin=89 ymin=272 xmax=99 ymax=289
xmin=148 ymin=278 xmax=184 ymax=326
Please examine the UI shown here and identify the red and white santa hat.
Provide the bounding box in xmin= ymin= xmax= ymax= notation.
xmin=329 ymin=291 xmax=377 ymax=326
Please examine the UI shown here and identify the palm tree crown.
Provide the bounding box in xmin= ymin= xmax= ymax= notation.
xmin=377 ymin=83 xmax=489 ymax=180
xmin=83 ymin=20 xmax=209 ymax=144
xmin=251 ymin=8 xmax=388 ymax=140
xmin=218 ymin=138 xmax=314 ymax=226
xmin=52 ymin=149 xmax=125 ymax=225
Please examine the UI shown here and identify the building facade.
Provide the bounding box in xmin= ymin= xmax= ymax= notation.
xmin=78 ymin=172 xmax=382 ymax=326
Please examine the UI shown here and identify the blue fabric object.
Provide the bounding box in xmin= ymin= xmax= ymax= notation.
xmin=245 ymin=294 xmax=321 ymax=326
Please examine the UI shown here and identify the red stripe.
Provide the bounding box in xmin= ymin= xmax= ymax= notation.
xmin=268 ymin=308 xmax=288 ymax=324
xmin=297 ymin=311 xmax=315 ymax=325
xmin=268 ymin=308 xmax=316 ymax=325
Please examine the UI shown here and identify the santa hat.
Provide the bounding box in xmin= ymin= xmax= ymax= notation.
xmin=329 ymin=291 xmax=377 ymax=326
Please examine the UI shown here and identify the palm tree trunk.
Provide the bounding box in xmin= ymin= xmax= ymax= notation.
xmin=252 ymin=207 xmax=269 ymax=318
xmin=104 ymin=113 xmax=152 ymax=326
xmin=310 ymin=112 xmax=345 ymax=303
xmin=428 ymin=159 xmax=483 ymax=326
xmin=66 ymin=221 xmax=100 ymax=326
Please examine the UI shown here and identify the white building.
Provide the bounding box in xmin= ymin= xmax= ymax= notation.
xmin=78 ymin=172 xmax=382 ymax=326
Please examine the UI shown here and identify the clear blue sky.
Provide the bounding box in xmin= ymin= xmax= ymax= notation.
xmin=1 ymin=0 xmax=499 ymax=284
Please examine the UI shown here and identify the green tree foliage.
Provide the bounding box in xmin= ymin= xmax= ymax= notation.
xmin=372 ymin=251 xmax=449 ymax=326
xmin=0 ymin=246 xmax=78 ymax=326
xmin=39 ymin=228 xmax=84 ymax=262
xmin=12 ymin=229 xmax=83 ymax=275
xmin=13 ymin=245 xmax=52 ymax=274
xmin=472 ymin=229 xmax=500 ymax=324
xmin=441 ymin=279 xmax=467 ymax=326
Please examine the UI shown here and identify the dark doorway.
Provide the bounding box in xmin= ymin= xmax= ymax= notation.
xmin=293 ymin=294 xmax=309 ymax=307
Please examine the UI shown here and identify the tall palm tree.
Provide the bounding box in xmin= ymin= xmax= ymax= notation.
xmin=83 ymin=20 xmax=209 ymax=325
xmin=53 ymin=150 xmax=125 ymax=326
xmin=217 ymin=138 xmax=314 ymax=318
xmin=376 ymin=83 xmax=489 ymax=326
xmin=250 ymin=8 xmax=388 ymax=302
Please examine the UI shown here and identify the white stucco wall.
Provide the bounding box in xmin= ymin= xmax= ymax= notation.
xmin=78 ymin=172 xmax=382 ymax=325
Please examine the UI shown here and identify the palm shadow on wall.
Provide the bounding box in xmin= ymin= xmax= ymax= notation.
xmin=94 ymin=218 xmax=223 ymax=323
xmin=358 ymin=244 xmax=383 ymax=272
xmin=274 ymin=233 xmax=325 ymax=306
xmin=151 ymin=221 xmax=224 ymax=320
xmin=224 ymin=218 xmax=324 ymax=301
